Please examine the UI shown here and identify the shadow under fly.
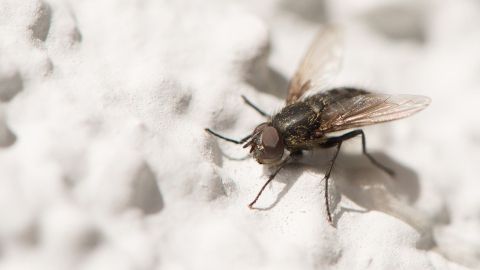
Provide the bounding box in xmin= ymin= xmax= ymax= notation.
xmin=205 ymin=26 xmax=430 ymax=225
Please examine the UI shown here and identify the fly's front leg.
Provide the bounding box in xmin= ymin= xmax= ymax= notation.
xmin=205 ymin=128 xmax=252 ymax=144
xmin=248 ymin=153 xmax=295 ymax=209
xmin=205 ymin=96 xmax=267 ymax=144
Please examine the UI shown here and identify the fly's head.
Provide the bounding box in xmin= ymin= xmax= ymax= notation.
xmin=244 ymin=123 xmax=285 ymax=165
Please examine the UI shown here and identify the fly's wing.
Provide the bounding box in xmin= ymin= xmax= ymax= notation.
xmin=286 ymin=26 xmax=343 ymax=105
xmin=319 ymin=93 xmax=431 ymax=133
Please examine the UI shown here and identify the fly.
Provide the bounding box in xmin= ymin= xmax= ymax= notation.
xmin=205 ymin=26 xmax=431 ymax=224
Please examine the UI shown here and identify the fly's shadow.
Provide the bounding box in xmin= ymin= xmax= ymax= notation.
xmin=333 ymin=152 xmax=420 ymax=221
xmin=243 ymin=32 xmax=289 ymax=100
xmin=334 ymin=152 xmax=436 ymax=248
xmin=250 ymin=148 xmax=430 ymax=234
xmin=247 ymin=65 xmax=289 ymax=100
xmin=337 ymin=152 xmax=420 ymax=206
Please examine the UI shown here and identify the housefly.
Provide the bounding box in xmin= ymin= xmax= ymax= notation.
xmin=205 ymin=26 xmax=430 ymax=224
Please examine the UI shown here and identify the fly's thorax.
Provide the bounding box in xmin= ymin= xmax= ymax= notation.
xmin=272 ymin=101 xmax=321 ymax=149
xmin=245 ymin=122 xmax=285 ymax=164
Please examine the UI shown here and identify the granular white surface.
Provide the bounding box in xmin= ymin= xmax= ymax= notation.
xmin=0 ymin=0 xmax=479 ymax=269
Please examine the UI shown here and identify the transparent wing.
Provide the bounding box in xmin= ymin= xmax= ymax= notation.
xmin=286 ymin=26 xmax=343 ymax=105
xmin=319 ymin=93 xmax=431 ymax=133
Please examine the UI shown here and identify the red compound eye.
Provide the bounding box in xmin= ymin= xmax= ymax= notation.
xmin=262 ymin=126 xmax=280 ymax=148
xmin=257 ymin=126 xmax=284 ymax=164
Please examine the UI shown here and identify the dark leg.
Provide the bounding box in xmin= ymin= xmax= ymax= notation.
xmin=205 ymin=128 xmax=252 ymax=144
xmin=319 ymin=129 xmax=394 ymax=224
xmin=248 ymin=156 xmax=291 ymax=208
xmin=322 ymin=141 xmax=343 ymax=224
xmin=241 ymin=95 xmax=269 ymax=118
xmin=322 ymin=129 xmax=394 ymax=176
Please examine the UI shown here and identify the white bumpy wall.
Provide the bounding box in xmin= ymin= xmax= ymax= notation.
xmin=0 ymin=0 xmax=479 ymax=269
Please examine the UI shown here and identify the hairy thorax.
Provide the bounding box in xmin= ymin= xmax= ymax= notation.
xmin=272 ymin=100 xmax=322 ymax=150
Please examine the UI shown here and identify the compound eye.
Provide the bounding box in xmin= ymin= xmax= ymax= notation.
xmin=258 ymin=126 xmax=284 ymax=164
xmin=261 ymin=126 xmax=280 ymax=149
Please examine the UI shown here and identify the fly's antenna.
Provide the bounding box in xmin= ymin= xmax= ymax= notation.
xmin=242 ymin=128 xmax=263 ymax=151
xmin=243 ymin=140 xmax=254 ymax=148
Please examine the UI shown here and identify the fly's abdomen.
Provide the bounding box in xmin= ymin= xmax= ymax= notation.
xmin=305 ymin=87 xmax=369 ymax=107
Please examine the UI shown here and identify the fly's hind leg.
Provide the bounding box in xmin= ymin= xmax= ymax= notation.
xmin=325 ymin=129 xmax=394 ymax=176
xmin=319 ymin=129 xmax=394 ymax=224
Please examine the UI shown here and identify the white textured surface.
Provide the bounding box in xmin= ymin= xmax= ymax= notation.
xmin=0 ymin=0 xmax=479 ymax=269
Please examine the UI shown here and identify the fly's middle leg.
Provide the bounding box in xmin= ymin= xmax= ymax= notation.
xmin=324 ymin=129 xmax=394 ymax=176
xmin=241 ymin=95 xmax=270 ymax=118
xmin=319 ymin=129 xmax=395 ymax=224
xmin=321 ymin=141 xmax=343 ymax=225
